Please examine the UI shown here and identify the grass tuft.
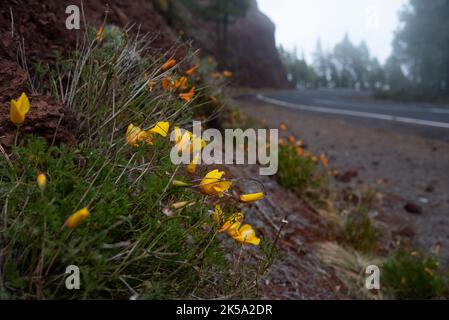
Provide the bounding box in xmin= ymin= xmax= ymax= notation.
xmin=382 ymin=248 xmax=448 ymax=299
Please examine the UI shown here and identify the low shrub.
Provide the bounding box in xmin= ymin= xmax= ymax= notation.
xmin=382 ymin=248 xmax=448 ymax=299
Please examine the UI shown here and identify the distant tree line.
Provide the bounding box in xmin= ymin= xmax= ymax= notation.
xmin=279 ymin=0 xmax=449 ymax=101
xmin=278 ymin=36 xmax=393 ymax=91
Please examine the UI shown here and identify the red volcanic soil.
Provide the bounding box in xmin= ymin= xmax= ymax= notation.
xmin=0 ymin=0 xmax=176 ymax=149
xmin=0 ymin=0 xmax=289 ymax=148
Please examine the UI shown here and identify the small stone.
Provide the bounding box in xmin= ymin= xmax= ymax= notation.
xmin=404 ymin=202 xmax=423 ymax=214
xmin=419 ymin=197 xmax=429 ymax=204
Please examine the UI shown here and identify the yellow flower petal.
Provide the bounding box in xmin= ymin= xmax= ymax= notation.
xmin=162 ymin=58 xmax=176 ymax=71
xmin=186 ymin=65 xmax=199 ymax=76
xmin=199 ymin=170 xmax=231 ymax=196
xmin=179 ymin=87 xmax=195 ymax=102
xmin=149 ymin=121 xmax=170 ymax=137
xmin=162 ymin=77 xmax=172 ymax=91
xmin=240 ymin=192 xmax=264 ymax=203
xmin=96 ymin=25 xmax=105 ymax=43
xmin=64 ymin=207 xmax=90 ymax=229
xmin=225 ymin=222 xmax=241 ymax=237
xmin=233 ymin=224 xmax=261 ymax=246
xmin=223 ymin=70 xmax=233 ymax=78
xmin=10 ymin=93 xmax=30 ymax=126
xmin=36 ymin=173 xmax=47 ymax=191
xmin=219 ymin=212 xmax=244 ymax=233
xmin=126 ymin=124 xmax=153 ymax=147
xmin=173 ymin=76 xmax=188 ymax=90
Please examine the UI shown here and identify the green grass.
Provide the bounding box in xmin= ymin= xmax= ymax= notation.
xmin=276 ymin=143 xmax=324 ymax=200
xmin=0 ymin=136 xmax=235 ymax=299
xmin=341 ymin=207 xmax=378 ymax=254
xmin=0 ymin=26 xmax=273 ymax=299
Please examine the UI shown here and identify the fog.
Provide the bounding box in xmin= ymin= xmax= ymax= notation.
xmin=258 ymin=0 xmax=408 ymax=63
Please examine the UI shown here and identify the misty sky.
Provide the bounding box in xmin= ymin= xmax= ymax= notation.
xmin=258 ymin=0 xmax=409 ymax=64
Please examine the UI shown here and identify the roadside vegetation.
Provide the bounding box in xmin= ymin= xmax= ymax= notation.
xmin=275 ymin=123 xmax=328 ymax=203
xmin=0 ymin=25 xmax=275 ymax=299
xmin=279 ymin=1 xmax=449 ymax=103
xmin=253 ymin=119 xmax=449 ymax=300
xmin=317 ymin=185 xmax=449 ymax=300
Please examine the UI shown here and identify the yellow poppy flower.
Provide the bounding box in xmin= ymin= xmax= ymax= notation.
xmin=213 ymin=205 xmax=244 ymax=233
xmin=179 ymin=87 xmax=195 ymax=102
xmin=173 ymin=76 xmax=188 ymax=90
xmin=64 ymin=207 xmax=90 ymax=229
xmin=199 ymin=169 xmax=231 ymax=197
xmin=186 ymin=65 xmax=199 ymax=76
xmin=225 ymin=221 xmax=242 ymax=237
xmin=36 ymin=173 xmax=47 ymax=191
xmin=240 ymin=192 xmax=264 ymax=203
xmin=162 ymin=58 xmax=176 ymax=71
xmin=96 ymin=25 xmax=105 ymax=43
xmin=173 ymin=129 xmax=206 ymax=153
xmin=220 ymin=215 xmax=244 ymax=235
xmin=233 ymin=224 xmax=261 ymax=246
xmin=10 ymin=93 xmax=30 ymax=126
xmin=223 ymin=70 xmax=233 ymax=78
xmin=126 ymin=124 xmax=153 ymax=147
xmin=161 ymin=77 xmax=172 ymax=91
xmin=149 ymin=121 xmax=170 ymax=137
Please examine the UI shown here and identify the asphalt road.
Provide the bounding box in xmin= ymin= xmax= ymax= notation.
xmin=258 ymin=89 xmax=449 ymax=127
xmin=236 ymin=91 xmax=449 ymax=264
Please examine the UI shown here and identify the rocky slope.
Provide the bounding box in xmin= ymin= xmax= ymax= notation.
xmin=0 ymin=0 xmax=288 ymax=89
xmin=182 ymin=0 xmax=290 ymax=88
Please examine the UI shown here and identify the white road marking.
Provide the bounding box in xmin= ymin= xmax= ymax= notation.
xmin=313 ymin=98 xmax=449 ymax=114
xmin=257 ymin=94 xmax=449 ymax=129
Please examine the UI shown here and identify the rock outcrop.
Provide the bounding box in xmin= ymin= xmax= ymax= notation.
xmin=228 ymin=0 xmax=290 ymax=88
xmin=183 ymin=0 xmax=290 ymax=88
xmin=0 ymin=0 xmax=288 ymax=92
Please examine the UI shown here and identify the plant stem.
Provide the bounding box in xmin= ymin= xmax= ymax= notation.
xmin=14 ymin=126 xmax=20 ymax=147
